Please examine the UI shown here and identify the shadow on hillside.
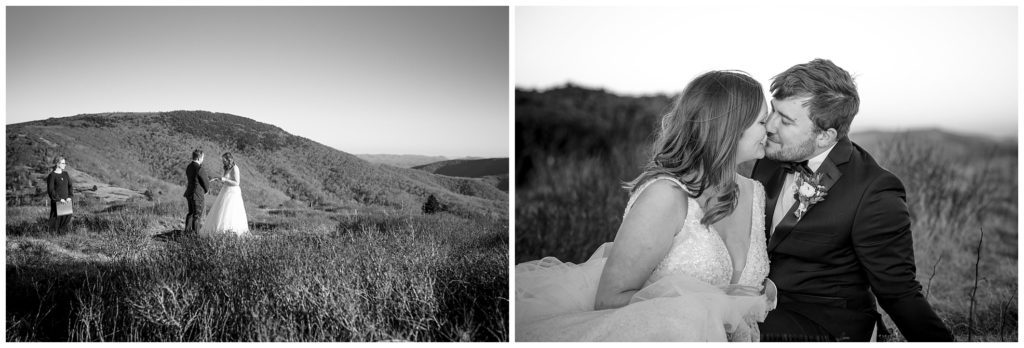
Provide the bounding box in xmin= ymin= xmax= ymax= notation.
xmin=7 ymin=260 xmax=134 ymax=341
xmin=249 ymin=221 xmax=282 ymax=232
xmin=152 ymin=229 xmax=190 ymax=242
xmin=6 ymin=217 xmax=52 ymax=237
xmin=98 ymin=204 xmax=130 ymax=214
xmin=150 ymin=222 xmax=281 ymax=241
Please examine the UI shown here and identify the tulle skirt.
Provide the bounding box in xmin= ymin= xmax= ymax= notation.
xmin=516 ymin=243 xmax=774 ymax=342
xmin=199 ymin=186 xmax=250 ymax=236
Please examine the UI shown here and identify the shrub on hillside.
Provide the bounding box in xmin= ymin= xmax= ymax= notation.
xmin=423 ymin=194 xmax=441 ymax=214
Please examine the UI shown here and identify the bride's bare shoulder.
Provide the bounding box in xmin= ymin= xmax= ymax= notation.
xmin=628 ymin=178 xmax=690 ymax=219
xmin=636 ymin=177 xmax=689 ymax=199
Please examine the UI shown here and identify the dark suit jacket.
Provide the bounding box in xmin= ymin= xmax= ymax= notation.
xmin=184 ymin=161 xmax=209 ymax=198
xmin=751 ymin=137 xmax=953 ymax=341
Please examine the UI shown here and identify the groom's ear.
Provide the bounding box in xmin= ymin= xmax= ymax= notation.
xmin=815 ymin=128 xmax=838 ymax=147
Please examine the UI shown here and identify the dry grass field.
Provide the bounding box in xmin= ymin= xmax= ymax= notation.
xmin=6 ymin=195 xmax=508 ymax=342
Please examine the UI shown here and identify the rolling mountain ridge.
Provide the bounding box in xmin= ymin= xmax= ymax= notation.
xmin=6 ymin=111 xmax=507 ymax=217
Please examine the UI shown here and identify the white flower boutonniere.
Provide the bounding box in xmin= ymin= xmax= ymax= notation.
xmin=793 ymin=172 xmax=828 ymax=219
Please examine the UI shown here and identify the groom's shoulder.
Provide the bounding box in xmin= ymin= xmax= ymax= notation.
xmin=846 ymin=141 xmax=906 ymax=188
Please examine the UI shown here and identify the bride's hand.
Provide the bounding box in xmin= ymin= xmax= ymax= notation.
xmin=720 ymin=284 xmax=762 ymax=297
xmin=763 ymin=278 xmax=778 ymax=310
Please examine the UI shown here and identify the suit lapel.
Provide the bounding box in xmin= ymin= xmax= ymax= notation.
xmin=816 ymin=158 xmax=844 ymax=199
xmin=766 ymin=138 xmax=852 ymax=252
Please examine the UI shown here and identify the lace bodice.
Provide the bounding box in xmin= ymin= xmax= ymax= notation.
xmin=221 ymin=165 xmax=241 ymax=187
xmin=623 ymin=176 xmax=769 ymax=288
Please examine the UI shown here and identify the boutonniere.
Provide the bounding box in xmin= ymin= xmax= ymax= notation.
xmin=793 ymin=172 xmax=828 ymax=219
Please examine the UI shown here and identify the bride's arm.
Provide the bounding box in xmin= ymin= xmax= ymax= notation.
xmin=594 ymin=180 xmax=687 ymax=310
xmin=221 ymin=166 xmax=240 ymax=186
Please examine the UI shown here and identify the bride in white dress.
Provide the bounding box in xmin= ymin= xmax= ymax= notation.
xmin=199 ymin=152 xmax=250 ymax=236
xmin=516 ymin=71 xmax=775 ymax=341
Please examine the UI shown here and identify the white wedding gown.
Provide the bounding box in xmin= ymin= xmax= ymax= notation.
xmin=516 ymin=175 xmax=773 ymax=341
xmin=199 ymin=165 xmax=250 ymax=236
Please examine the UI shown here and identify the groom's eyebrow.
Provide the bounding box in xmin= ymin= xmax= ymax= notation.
xmin=769 ymin=101 xmax=786 ymax=118
xmin=774 ymin=107 xmax=795 ymax=122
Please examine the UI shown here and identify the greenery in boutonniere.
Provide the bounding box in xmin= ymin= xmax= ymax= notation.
xmin=793 ymin=172 xmax=828 ymax=219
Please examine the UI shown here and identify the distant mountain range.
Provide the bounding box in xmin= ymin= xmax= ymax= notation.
xmin=849 ymin=128 xmax=1017 ymax=161
xmin=413 ymin=158 xmax=509 ymax=192
xmin=355 ymin=154 xmax=491 ymax=169
xmin=6 ymin=111 xmax=506 ymax=217
xmin=356 ymin=154 xmax=452 ymax=168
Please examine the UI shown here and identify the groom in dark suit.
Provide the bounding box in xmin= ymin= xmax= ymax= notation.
xmin=183 ymin=149 xmax=209 ymax=234
xmin=751 ymin=59 xmax=953 ymax=342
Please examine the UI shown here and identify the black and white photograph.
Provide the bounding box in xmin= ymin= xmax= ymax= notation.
xmin=5 ymin=6 xmax=509 ymax=341
xmin=515 ymin=5 xmax=1017 ymax=342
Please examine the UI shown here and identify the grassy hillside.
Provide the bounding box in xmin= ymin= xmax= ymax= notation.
xmin=514 ymin=85 xmax=1017 ymax=342
xmin=6 ymin=110 xmax=509 ymax=341
xmin=414 ymin=158 xmax=509 ymax=192
xmin=6 ymin=111 xmax=507 ymax=217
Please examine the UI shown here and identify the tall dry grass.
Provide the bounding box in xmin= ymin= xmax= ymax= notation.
xmin=864 ymin=133 xmax=1017 ymax=342
xmin=6 ymin=202 xmax=508 ymax=342
xmin=515 ymin=149 xmax=642 ymax=263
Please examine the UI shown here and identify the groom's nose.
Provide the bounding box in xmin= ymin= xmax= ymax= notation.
xmin=765 ymin=113 xmax=779 ymax=134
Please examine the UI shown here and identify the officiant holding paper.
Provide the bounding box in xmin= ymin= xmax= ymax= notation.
xmin=46 ymin=156 xmax=74 ymax=233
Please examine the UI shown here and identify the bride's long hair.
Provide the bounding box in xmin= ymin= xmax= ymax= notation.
xmin=625 ymin=70 xmax=764 ymax=226
xmin=221 ymin=152 xmax=235 ymax=172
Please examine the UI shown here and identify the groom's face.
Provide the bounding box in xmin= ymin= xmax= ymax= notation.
xmin=764 ymin=96 xmax=818 ymax=162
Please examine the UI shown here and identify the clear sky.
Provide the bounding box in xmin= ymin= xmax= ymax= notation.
xmin=7 ymin=6 xmax=509 ymax=158
xmin=517 ymin=5 xmax=1018 ymax=138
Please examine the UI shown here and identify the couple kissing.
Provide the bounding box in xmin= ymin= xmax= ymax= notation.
xmin=516 ymin=59 xmax=954 ymax=342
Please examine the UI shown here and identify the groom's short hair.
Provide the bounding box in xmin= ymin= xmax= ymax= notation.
xmin=771 ymin=58 xmax=859 ymax=138
xmin=192 ymin=149 xmax=203 ymax=160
